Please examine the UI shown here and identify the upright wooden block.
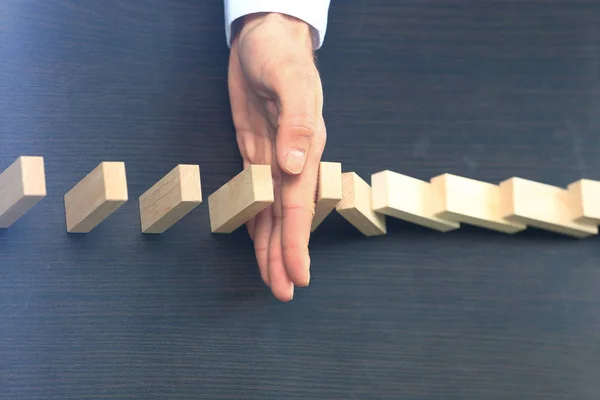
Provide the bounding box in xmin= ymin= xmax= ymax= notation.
xmin=371 ymin=170 xmax=459 ymax=232
xmin=64 ymin=162 xmax=128 ymax=233
xmin=430 ymin=173 xmax=526 ymax=234
xmin=499 ymin=177 xmax=597 ymax=238
xmin=311 ymin=161 xmax=343 ymax=232
xmin=0 ymin=156 xmax=46 ymax=228
xmin=139 ymin=164 xmax=202 ymax=234
xmin=567 ymin=179 xmax=600 ymax=225
xmin=208 ymin=165 xmax=274 ymax=233
xmin=336 ymin=172 xmax=386 ymax=236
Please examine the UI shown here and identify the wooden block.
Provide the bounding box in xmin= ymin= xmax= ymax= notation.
xmin=371 ymin=170 xmax=459 ymax=232
xmin=430 ymin=173 xmax=526 ymax=234
xmin=0 ymin=156 xmax=46 ymax=228
xmin=311 ymin=161 xmax=343 ymax=232
xmin=499 ymin=177 xmax=597 ymax=238
xmin=64 ymin=162 xmax=128 ymax=233
xmin=567 ymin=179 xmax=600 ymax=225
xmin=139 ymin=164 xmax=202 ymax=234
xmin=336 ymin=172 xmax=386 ymax=236
xmin=208 ymin=165 xmax=274 ymax=233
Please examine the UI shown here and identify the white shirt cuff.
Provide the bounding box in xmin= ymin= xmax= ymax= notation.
xmin=224 ymin=0 xmax=331 ymax=49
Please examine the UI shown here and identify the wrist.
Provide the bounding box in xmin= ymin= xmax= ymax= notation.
xmin=235 ymin=12 xmax=314 ymax=52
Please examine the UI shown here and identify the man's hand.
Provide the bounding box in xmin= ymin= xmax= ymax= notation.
xmin=228 ymin=12 xmax=326 ymax=301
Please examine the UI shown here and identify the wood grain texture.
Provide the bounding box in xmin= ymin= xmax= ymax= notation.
xmin=208 ymin=165 xmax=274 ymax=233
xmin=311 ymin=161 xmax=343 ymax=231
xmin=336 ymin=172 xmax=387 ymax=236
xmin=2 ymin=1 xmax=600 ymax=399
xmin=372 ymin=170 xmax=459 ymax=232
xmin=0 ymin=156 xmax=46 ymax=228
xmin=139 ymin=164 xmax=202 ymax=234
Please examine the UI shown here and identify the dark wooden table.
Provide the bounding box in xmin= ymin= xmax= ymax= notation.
xmin=2 ymin=1 xmax=600 ymax=399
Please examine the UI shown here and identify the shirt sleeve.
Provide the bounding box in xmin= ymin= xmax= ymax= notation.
xmin=224 ymin=0 xmax=331 ymax=49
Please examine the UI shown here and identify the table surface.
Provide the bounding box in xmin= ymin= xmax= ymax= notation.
xmin=2 ymin=1 xmax=600 ymax=399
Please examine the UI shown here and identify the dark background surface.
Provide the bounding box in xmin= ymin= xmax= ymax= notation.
xmin=2 ymin=1 xmax=600 ymax=399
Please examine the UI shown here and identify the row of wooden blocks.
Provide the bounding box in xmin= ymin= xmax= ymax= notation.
xmin=1 ymin=156 xmax=600 ymax=238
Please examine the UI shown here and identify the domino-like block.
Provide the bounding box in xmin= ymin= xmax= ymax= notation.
xmin=0 ymin=156 xmax=46 ymax=228
xmin=64 ymin=162 xmax=128 ymax=233
xmin=139 ymin=164 xmax=202 ymax=234
xmin=208 ymin=165 xmax=274 ymax=233
xmin=430 ymin=173 xmax=526 ymax=234
xmin=567 ymin=179 xmax=600 ymax=225
xmin=336 ymin=172 xmax=386 ymax=236
xmin=371 ymin=170 xmax=459 ymax=232
xmin=499 ymin=177 xmax=597 ymax=238
xmin=311 ymin=161 xmax=343 ymax=231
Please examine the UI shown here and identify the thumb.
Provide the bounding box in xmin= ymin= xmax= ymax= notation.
xmin=269 ymin=63 xmax=322 ymax=175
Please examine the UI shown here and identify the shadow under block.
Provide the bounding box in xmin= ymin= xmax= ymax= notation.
xmin=139 ymin=164 xmax=202 ymax=234
xmin=64 ymin=161 xmax=128 ymax=233
xmin=336 ymin=172 xmax=386 ymax=236
xmin=208 ymin=165 xmax=274 ymax=233
xmin=311 ymin=161 xmax=343 ymax=232
xmin=0 ymin=156 xmax=46 ymax=228
xmin=567 ymin=179 xmax=600 ymax=225
xmin=371 ymin=170 xmax=459 ymax=232
xmin=430 ymin=173 xmax=526 ymax=234
xmin=499 ymin=177 xmax=598 ymax=238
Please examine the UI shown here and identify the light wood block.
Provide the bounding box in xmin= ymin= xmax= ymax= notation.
xmin=208 ymin=164 xmax=274 ymax=233
xmin=139 ymin=164 xmax=202 ymax=234
xmin=567 ymin=179 xmax=600 ymax=225
xmin=311 ymin=161 xmax=343 ymax=232
xmin=430 ymin=173 xmax=526 ymax=234
xmin=0 ymin=156 xmax=46 ymax=228
xmin=336 ymin=172 xmax=386 ymax=236
xmin=499 ymin=177 xmax=597 ymax=238
xmin=372 ymin=170 xmax=459 ymax=232
xmin=64 ymin=162 xmax=128 ymax=233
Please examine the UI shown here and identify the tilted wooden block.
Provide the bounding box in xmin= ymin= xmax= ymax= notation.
xmin=64 ymin=161 xmax=128 ymax=233
xmin=499 ymin=177 xmax=597 ymax=238
xmin=0 ymin=156 xmax=46 ymax=228
xmin=372 ymin=170 xmax=459 ymax=232
xmin=430 ymin=173 xmax=526 ymax=234
xmin=336 ymin=172 xmax=386 ymax=236
xmin=208 ymin=164 xmax=274 ymax=233
xmin=139 ymin=164 xmax=202 ymax=234
xmin=567 ymin=179 xmax=600 ymax=225
xmin=311 ymin=161 xmax=343 ymax=232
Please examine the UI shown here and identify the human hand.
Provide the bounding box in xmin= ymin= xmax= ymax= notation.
xmin=228 ymin=12 xmax=326 ymax=301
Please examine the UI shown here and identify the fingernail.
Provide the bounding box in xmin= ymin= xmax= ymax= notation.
xmin=285 ymin=150 xmax=305 ymax=174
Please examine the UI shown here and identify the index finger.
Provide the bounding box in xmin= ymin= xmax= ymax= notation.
xmin=281 ymin=117 xmax=326 ymax=287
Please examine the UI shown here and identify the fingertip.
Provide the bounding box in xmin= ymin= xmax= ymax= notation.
xmin=272 ymin=284 xmax=294 ymax=302
xmin=284 ymin=149 xmax=306 ymax=175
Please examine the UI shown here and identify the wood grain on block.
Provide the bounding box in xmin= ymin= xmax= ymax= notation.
xmin=499 ymin=177 xmax=597 ymax=238
xmin=311 ymin=161 xmax=343 ymax=232
xmin=567 ymin=179 xmax=600 ymax=225
xmin=0 ymin=156 xmax=46 ymax=228
xmin=208 ymin=165 xmax=274 ymax=233
xmin=336 ymin=172 xmax=386 ymax=236
xmin=64 ymin=161 xmax=128 ymax=233
xmin=371 ymin=170 xmax=459 ymax=232
xmin=430 ymin=173 xmax=526 ymax=234
xmin=139 ymin=164 xmax=202 ymax=234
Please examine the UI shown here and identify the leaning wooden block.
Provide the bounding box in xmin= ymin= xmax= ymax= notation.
xmin=499 ymin=177 xmax=597 ymax=238
xmin=430 ymin=173 xmax=526 ymax=234
xmin=311 ymin=161 xmax=343 ymax=232
xmin=139 ymin=164 xmax=202 ymax=234
xmin=336 ymin=172 xmax=386 ymax=236
xmin=0 ymin=156 xmax=46 ymax=228
xmin=567 ymin=179 xmax=600 ymax=225
xmin=372 ymin=170 xmax=459 ymax=232
xmin=208 ymin=165 xmax=274 ymax=233
xmin=64 ymin=161 xmax=128 ymax=233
